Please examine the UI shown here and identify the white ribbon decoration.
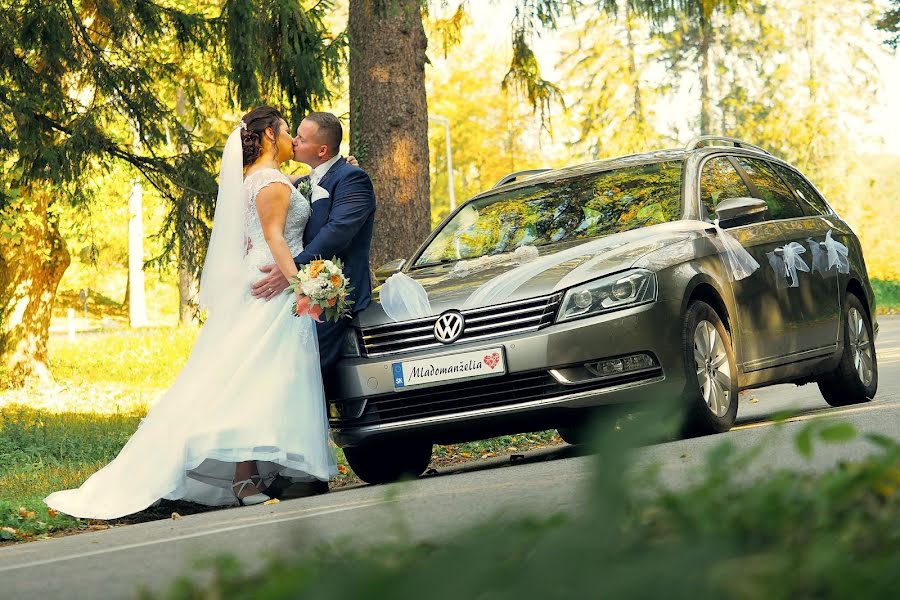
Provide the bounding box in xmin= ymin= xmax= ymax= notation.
xmin=778 ymin=241 xmax=811 ymax=288
xmin=713 ymin=225 xmax=760 ymax=281
xmin=448 ymin=245 xmax=539 ymax=279
xmin=379 ymin=272 xmax=433 ymax=321
xmin=824 ymin=230 xmax=850 ymax=274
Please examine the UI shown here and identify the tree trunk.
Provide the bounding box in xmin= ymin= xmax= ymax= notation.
xmin=699 ymin=15 xmax=712 ymax=136
xmin=0 ymin=187 xmax=70 ymax=386
xmin=625 ymin=5 xmax=644 ymax=121
xmin=175 ymin=86 xmax=197 ymax=324
xmin=349 ymin=0 xmax=430 ymax=270
xmin=177 ymin=266 xmax=196 ymax=324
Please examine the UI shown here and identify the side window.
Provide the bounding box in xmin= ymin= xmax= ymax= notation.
xmin=770 ymin=163 xmax=831 ymax=216
xmin=699 ymin=157 xmax=752 ymax=219
xmin=734 ymin=157 xmax=805 ymax=220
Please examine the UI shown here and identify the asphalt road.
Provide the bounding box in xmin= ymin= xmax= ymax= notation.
xmin=2 ymin=316 xmax=898 ymax=600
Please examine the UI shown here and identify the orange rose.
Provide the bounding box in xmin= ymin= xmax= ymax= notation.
xmin=330 ymin=274 xmax=343 ymax=287
xmin=327 ymin=296 xmax=338 ymax=307
xmin=309 ymin=260 xmax=325 ymax=278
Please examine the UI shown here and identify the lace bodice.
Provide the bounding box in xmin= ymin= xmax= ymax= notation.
xmin=243 ymin=168 xmax=310 ymax=266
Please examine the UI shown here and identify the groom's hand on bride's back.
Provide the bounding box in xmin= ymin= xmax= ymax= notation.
xmin=251 ymin=264 xmax=290 ymax=301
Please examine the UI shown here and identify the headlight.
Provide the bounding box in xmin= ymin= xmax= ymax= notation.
xmin=557 ymin=269 xmax=657 ymax=322
xmin=341 ymin=328 xmax=361 ymax=358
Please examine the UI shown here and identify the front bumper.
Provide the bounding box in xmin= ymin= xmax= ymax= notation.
xmin=330 ymin=297 xmax=687 ymax=447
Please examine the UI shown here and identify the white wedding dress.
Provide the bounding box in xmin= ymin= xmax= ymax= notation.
xmin=45 ymin=168 xmax=336 ymax=520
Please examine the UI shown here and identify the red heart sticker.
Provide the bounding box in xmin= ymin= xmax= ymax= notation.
xmin=483 ymin=352 xmax=500 ymax=369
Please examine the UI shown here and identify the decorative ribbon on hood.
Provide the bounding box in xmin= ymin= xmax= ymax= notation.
xmin=378 ymin=272 xmax=433 ymax=321
xmin=377 ymin=221 xmax=761 ymax=322
xmin=448 ymin=245 xmax=540 ymax=279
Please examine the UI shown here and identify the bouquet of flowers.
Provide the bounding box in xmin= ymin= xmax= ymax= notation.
xmin=288 ymin=257 xmax=353 ymax=322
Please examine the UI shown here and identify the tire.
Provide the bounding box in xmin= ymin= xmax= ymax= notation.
xmin=557 ymin=425 xmax=585 ymax=446
xmin=681 ymin=300 xmax=739 ymax=435
xmin=817 ymin=293 xmax=877 ymax=407
xmin=343 ymin=440 xmax=432 ymax=485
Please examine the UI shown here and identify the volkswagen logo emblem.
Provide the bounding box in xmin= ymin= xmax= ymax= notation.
xmin=433 ymin=311 xmax=465 ymax=344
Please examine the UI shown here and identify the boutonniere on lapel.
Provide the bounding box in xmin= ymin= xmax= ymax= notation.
xmin=296 ymin=176 xmax=312 ymax=198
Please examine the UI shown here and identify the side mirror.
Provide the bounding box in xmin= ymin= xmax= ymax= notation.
xmin=374 ymin=258 xmax=405 ymax=283
xmin=714 ymin=197 xmax=768 ymax=228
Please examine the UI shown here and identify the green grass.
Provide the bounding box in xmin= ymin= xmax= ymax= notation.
xmin=0 ymin=406 xmax=143 ymax=538
xmin=49 ymin=326 xmax=199 ymax=390
xmin=872 ymin=278 xmax=900 ymax=313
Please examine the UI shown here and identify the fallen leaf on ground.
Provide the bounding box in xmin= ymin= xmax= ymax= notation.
xmin=1 ymin=526 xmax=19 ymax=539
xmin=481 ymin=452 xmax=496 ymax=459
xmin=88 ymin=524 xmax=109 ymax=531
xmin=47 ymin=509 xmax=58 ymax=518
xmin=337 ymin=464 xmax=349 ymax=475
xmin=171 ymin=512 xmax=181 ymax=520
xmin=460 ymin=452 xmax=472 ymax=458
xmin=263 ymin=498 xmax=280 ymax=506
xmin=18 ymin=507 xmax=36 ymax=519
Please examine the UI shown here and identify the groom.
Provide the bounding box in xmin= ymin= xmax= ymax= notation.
xmin=251 ymin=112 xmax=376 ymax=494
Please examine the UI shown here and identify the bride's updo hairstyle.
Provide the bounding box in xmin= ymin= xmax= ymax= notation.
xmin=240 ymin=105 xmax=285 ymax=167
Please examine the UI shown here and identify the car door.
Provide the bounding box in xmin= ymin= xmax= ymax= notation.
xmin=698 ymin=155 xmax=793 ymax=370
xmin=769 ymin=162 xmax=843 ymax=354
xmin=731 ymin=156 xmax=841 ymax=359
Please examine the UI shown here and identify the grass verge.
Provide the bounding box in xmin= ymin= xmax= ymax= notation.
xmin=872 ymin=278 xmax=900 ymax=314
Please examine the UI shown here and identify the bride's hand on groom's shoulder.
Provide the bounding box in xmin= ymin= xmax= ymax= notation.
xmin=251 ymin=264 xmax=290 ymax=301
xmin=346 ymin=155 xmax=359 ymax=167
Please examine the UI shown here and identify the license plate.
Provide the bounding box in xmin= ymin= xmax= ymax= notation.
xmin=392 ymin=347 xmax=506 ymax=390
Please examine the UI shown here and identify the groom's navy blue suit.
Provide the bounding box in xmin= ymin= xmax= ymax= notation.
xmin=293 ymin=157 xmax=376 ymax=391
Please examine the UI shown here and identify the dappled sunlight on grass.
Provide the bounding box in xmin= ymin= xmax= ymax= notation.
xmin=48 ymin=326 xmax=198 ymax=391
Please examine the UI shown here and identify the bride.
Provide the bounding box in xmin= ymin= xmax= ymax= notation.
xmin=45 ymin=106 xmax=337 ymax=519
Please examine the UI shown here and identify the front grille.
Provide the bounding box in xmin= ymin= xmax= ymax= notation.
xmin=336 ymin=367 xmax=662 ymax=426
xmin=360 ymin=293 xmax=562 ymax=357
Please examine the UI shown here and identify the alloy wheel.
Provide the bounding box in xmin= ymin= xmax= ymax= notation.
xmin=847 ymin=307 xmax=874 ymax=386
xmin=693 ymin=320 xmax=731 ymax=418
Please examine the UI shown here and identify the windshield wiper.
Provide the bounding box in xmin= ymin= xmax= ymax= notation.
xmin=410 ymin=258 xmax=460 ymax=269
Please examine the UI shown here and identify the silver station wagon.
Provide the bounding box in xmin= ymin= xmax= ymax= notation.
xmin=331 ymin=136 xmax=880 ymax=484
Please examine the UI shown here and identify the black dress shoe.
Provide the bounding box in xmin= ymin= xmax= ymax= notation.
xmin=265 ymin=476 xmax=329 ymax=500
xmin=281 ymin=479 xmax=329 ymax=499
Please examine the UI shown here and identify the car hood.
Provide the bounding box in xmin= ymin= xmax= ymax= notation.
xmin=358 ymin=221 xmax=705 ymax=327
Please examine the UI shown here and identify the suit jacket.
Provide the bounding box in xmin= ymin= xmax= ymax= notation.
xmin=294 ymin=157 xmax=376 ymax=313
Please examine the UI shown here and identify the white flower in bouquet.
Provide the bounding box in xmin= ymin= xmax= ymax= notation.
xmin=287 ymin=257 xmax=354 ymax=322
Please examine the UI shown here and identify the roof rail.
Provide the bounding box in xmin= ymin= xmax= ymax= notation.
xmin=493 ymin=168 xmax=552 ymax=188
xmin=685 ymin=136 xmax=771 ymax=155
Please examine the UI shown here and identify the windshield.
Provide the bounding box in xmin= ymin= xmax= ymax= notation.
xmin=414 ymin=160 xmax=684 ymax=267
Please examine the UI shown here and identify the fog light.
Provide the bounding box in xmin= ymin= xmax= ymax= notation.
xmin=585 ymin=353 xmax=656 ymax=378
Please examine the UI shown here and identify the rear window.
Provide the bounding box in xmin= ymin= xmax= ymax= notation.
xmin=733 ymin=157 xmax=806 ymax=220
xmin=414 ymin=161 xmax=684 ymax=267
xmin=770 ymin=163 xmax=831 ymax=216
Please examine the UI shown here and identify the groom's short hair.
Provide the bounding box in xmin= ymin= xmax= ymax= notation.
xmin=305 ymin=112 xmax=342 ymax=157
